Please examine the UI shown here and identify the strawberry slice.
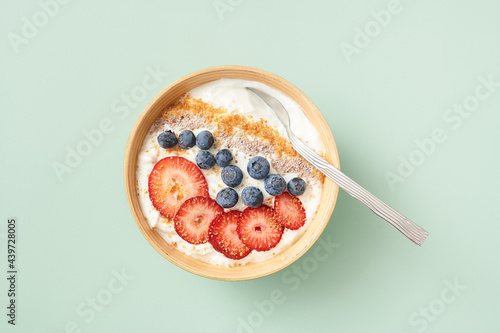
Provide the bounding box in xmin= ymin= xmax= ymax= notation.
xmin=174 ymin=196 xmax=224 ymax=244
xmin=209 ymin=211 xmax=252 ymax=260
xmin=237 ymin=205 xmax=284 ymax=252
xmin=148 ymin=156 xmax=209 ymax=219
xmin=274 ymin=192 xmax=306 ymax=230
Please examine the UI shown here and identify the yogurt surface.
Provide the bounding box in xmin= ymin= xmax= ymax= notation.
xmin=136 ymin=78 xmax=326 ymax=267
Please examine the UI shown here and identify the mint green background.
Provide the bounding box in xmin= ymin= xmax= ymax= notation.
xmin=1 ymin=0 xmax=499 ymax=332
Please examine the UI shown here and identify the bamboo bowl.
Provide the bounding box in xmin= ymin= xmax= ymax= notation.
xmin=124 ymin=66 xmax=340 ymax=281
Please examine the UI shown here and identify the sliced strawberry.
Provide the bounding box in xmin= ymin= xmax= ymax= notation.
xmin=237 ymin=205 xmax=284 ymax=252
xmin=208 ymin=211 xmax=252 ymax=260
xmin=274 ymin=192 xmax=306 ymax=230
xmin=148 ymin=156 xmax=209 ymax=219
xmin=174 ymin=196 xmax=224 ymax=244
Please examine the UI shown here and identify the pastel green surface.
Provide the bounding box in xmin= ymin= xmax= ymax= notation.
xmin=1 ymin=0 xmax=499 ymax=332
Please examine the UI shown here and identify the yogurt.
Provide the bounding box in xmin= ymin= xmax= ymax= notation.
xmin=136 ymin=79 xmax=326 ymax=267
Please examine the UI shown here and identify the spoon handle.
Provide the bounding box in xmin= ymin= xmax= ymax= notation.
xmin=290 ymin=136 xmax=429 ymax=246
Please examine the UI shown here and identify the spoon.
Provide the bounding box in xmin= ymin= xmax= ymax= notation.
xmin=247 ymin=87 xmax=428 ymax=246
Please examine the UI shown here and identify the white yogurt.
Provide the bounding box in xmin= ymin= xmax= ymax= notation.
xmin=136 ymin=79 xmax=325 ymax=267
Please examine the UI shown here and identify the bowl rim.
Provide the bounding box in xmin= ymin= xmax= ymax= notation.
xmin=124 ymin=65 xmax=340 ymax=281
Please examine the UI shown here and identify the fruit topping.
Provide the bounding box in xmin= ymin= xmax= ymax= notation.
xmin=216 ymin=187 xmax=239 ymax=208
xmin=178 ymin=130 xmax=196 ymax=149
xmin=287 ymin=177 xmax=306 ymax=196
xmin=173 ymin=196 xmax=224 ymax=244
xmin=241 ymin=186 xmax=264 ymax=208
xmin=221 ymin=165 xmax=243 ymax=187
xmin=215 ymin=149 xmax=233 ymax=167
xmin=157 ymin=130 xmax=177 ymax=148
xmin=264 ymin=174 xmax=286 ymax=196
xmin=196 ymin=151 xmax=216 ymax=169
xmin=209 ymin=211 xmax=252 ymax=260
xmin=237 ymin=205 xmax=284 ymax=251
xmin=196 ymin=130 xmax=214 ymax=150
xmin=274 ymin=192 xmax=306 ymax=230
xmin=148 ymin=156 xmax=209 ymax=219
xmin=247 ymin=156 xmax=270 ymax=179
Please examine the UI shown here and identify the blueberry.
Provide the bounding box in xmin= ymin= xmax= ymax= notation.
xmin=216 ymin=188 xmax=239 ymax=208
xmin=178 ymin=130 xmax=196 ymax=149
xmin=221 ymin=165 xmax=243 ymax=187
xmin=287 ymin=177 xmax=306 ymax=196
xmin=196 ymin=130 xmax=214 ymax=150
xmin=196 ymin=151 xmax=216 ymax=169
xmin=215 ymin=149 xmax=233 ymax=167
xmin=264 ymin=174 xmax=286 ymax=196
xmin=241 ymin=186 xmax=263 ymax=208
xmin=247 ymin=156 xmax=270 ymax=179
xmin=157 ymin=130 xmax=177 ymax=148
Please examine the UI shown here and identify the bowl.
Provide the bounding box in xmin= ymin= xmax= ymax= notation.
xmin=124 ymin=65 xmax=340 ymax=281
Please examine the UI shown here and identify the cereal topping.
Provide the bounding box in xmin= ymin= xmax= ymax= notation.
xmin=159 ymin=94 xmax=323 ymax=181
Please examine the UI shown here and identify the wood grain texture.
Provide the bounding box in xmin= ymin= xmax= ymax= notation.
xmin=124 ymin=66 xmax=341 ymax=281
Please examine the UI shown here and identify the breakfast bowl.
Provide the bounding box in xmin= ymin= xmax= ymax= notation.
xmin=124 ymin=65 xmax=340 ymax=281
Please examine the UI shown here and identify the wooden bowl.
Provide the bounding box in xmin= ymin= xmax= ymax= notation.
xmin=124 ymin=66 xmax=340 ymax=281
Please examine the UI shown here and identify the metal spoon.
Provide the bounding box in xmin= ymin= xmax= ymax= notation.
xmin=247 ymin=87 xmax=428 ymax=246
